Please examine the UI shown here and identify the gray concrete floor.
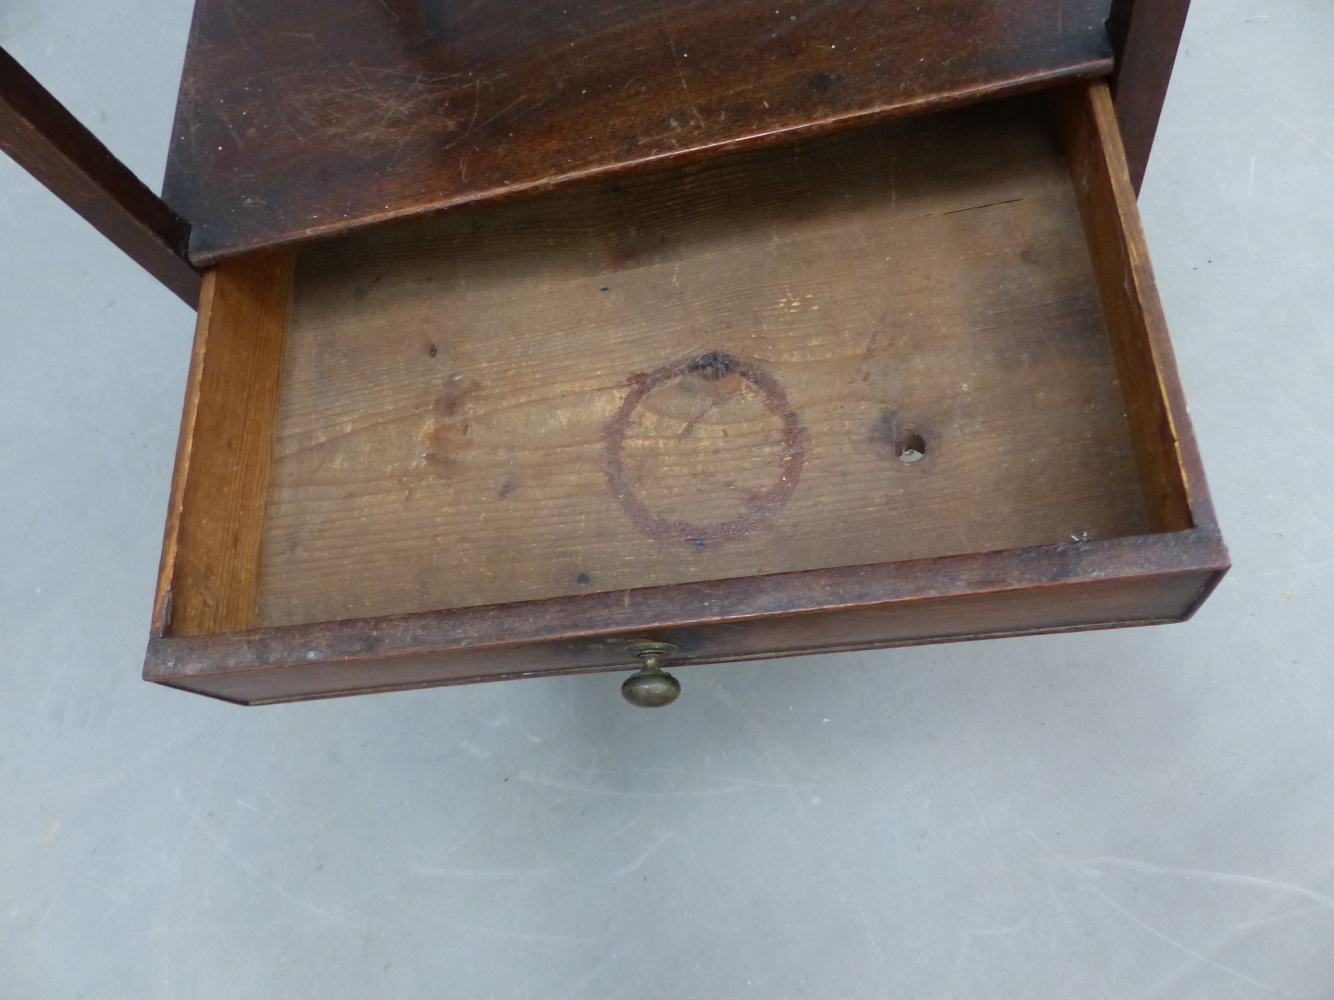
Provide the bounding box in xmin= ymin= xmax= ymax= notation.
xmin=2 ymin=1 xmax=1332 ymax=996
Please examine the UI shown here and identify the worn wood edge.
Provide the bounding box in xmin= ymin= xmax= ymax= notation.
xmin=1055 ymin=81 xmax=1222 ymax=546
xmin=1088 ymin=77 xmax=1221 ymax=533
xmin=159 ymin=605 xmax=1210 ymax=706
xmin=149 ymin=250 xmax=293 ymax=642
xmin=185 ymin=57 xmax=1112 ymax=266
xmin=151 ymin=567 xmax=1220 ymax=705
xmin=1178 ymin=566 xmax=1228 ymax=621
xmin=145 ymin=527 xmax=1229 ymax=684
xmin=1106 ymin=0 xmax=1191 ymax=192
xmin=149 ymin=269 xmax=219 ymax=637
xmin=0 ymin=46 xmax=201 ymax=306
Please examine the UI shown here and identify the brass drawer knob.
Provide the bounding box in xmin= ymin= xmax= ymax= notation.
xmin=622 ymin=642 xmax=681 ymax=707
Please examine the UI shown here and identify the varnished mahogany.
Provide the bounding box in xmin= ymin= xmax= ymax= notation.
xmin=164 ymin=0 xmax=1117 ymax=263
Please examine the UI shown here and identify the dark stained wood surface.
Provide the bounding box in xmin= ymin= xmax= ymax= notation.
xmin=1107 ymin=0 xmax=1191 ymax=192
xmin=255 ymin=95 xmax=1149 ymax=628
xmin=163 ymin=0 xmax=1114 ymax=264
xmin=148 ymin=529 xmax=1228 ymax=705
xmin=153 ymin=251 xmax=293 ymax=638
xmin=0 ymin=46 xmax=201 ymax=306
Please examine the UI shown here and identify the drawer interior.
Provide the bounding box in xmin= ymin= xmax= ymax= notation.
xmin=159 ymin=88 xmax=1194 ymax=638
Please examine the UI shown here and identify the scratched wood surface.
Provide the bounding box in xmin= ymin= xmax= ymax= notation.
xmin=164 ymin=0 xmax=1113 ymax=263
xmin=254 ymin=95 xmax=1150 ymax=629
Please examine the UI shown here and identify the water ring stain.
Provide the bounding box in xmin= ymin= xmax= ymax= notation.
xmin=604 ymin=351 xmax=805 ymax=546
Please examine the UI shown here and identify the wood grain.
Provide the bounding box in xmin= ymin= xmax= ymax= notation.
xmin=163 ymin=0 xmax=1113 ymax=263
xmin=254 ymin=95 xmax=1150 ymax=628
xmin=1107 ymin=0 xmax=1192 ymax=192
xmin=0 ymin=45 xmax=200 ymax=306
xmin=155 ymin=251 xmax=293 ymax=637
xmin=147 ymin=529 xmax=1229 ymax=705
xmin=1056 ymin=80 xmax=1209 ymax=534
xmin=144 ymin=85 xmax=1228 ymax=706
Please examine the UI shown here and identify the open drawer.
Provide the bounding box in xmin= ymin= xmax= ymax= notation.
xmin=144 ymin=81 xmax=1228 ymax=705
